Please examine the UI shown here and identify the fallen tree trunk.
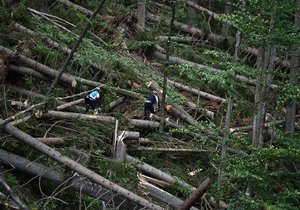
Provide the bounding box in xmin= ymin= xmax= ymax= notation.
xmin=126 ymin=155 xmax=228 ymax=209
xmin=130 ymin=119 xmax=160 ymax=129
xmin=0 ymin=148 xmax=143 ymax=210
xmin=150 ymin=114 xmax=182 ymax=128
xmin=146 ymin=13 xmax=203 ymax=38
xmin=8 ymin=64 xmax=50 ymax=81
xmin=108 ymin=97 xmax=125 ymax=111
xmin=42 ymin=110 xmax=116 ymax=124
xmin=35 ymin=137 xmax=65 ymax=145
xmin=155 ymin=35 xmax=198 ymax=44
xmin=133 ymin=147 xmax=209 ymax=152
xmin=0 ymin=46 xmax=76 ymax=87
xmin=177 ymin=177 xmax=212 ymax=210
xmin=186 ymin=101 xmax=214 ymax=119
xmin=0 ymin=119 xmax=164 ymax=210
xmin=7 ymin=85 xmax=85 ymax=113
xmin=56 ymin=99 xmax=84 ymax=111
xmin=166 ymin=104 xmax=198 ymax=125
xmin=167 ymin=79 xmax=226 ymax=103
xmin=139 ymin=179 xmax=199 ymax=210
xmin=154 ymin=51 xmax=256 ymax=85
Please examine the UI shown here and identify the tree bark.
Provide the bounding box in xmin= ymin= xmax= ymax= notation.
xmin=154 ymin=51 xmax=256 ymax=85
xmin=155 ymin=36 xmax=198 ymax=44
xmin=8 ymin=64 xmax=50 ymax=81
xmin=42 ymin=110 xmax=116 ymax=123
xmin=35 ymin=137 xmax=65 ymax=145
xmin=0 ymin=46 xmax=76 ymax=87
xmin=150 ymin=114 xmax=182 ymax=128
xmin=285 ymin=0 xmax=300 ymax=132
xmin=252 ymin=46 xmax=276 ymax=146
xmin=0 ymin=119 xmax=164 ymax=210
xmin=0 ymin=175 xmax=28 ymax=210
xmin=0 ymin=149 xmax=143 ymax=210
xmin=108 ymin=97 xmax=125 ymax=111
xmin=130 ymin=119 xmax=160 ymax=129
xmin=137 ymin=1 xmax=145 ymax=32
xmin=56 ymin=99 xmax=84 ymax=111
xmin=146 ymin=13 xmax=203 ymax=38
xmin=177 ymin=177 xmax=212 ymax=210
xmin=167 ymin=79 xmax=227 ymax=102
xmin=186 ymin=101 xmax=214 ymax=119
xmin=133 ymin=147 xmax=209 ymax=153
xmin=126 ymin=155 xmax=228 ymax=209
xmin=139 ymin=180 xmax=199 ymax=210
xmin=166 ymin=104 xmax=197 ymax=125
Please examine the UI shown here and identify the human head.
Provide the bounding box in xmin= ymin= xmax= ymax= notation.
xmin=152 ymin=90 xmax=158 ymax=95
xmin=95 ymin=87 xmax=100 ymax=91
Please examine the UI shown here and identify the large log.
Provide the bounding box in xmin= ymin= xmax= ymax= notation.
xmin=146 ymin=13 xmax=203 ymax=38
xmin=177 ymin=177 xmax=212 ymax=210
xmin=167 ymin=79 xmax=226 ymax=103
xmin=0 ymin=119 xmax=164 ymax=210
xmin=0 ymin=149 xmax=143 ymax=210
xmin=154 ymin=51 xmax=256 ymax=85
xmin=130 ymin=119 xmax=160 ymax=129
xmin=0 ymin=46 xmax=76 ymax=87
xmin=150 ymin=114 xmax=182 ymax=128
xmin=42 ymin=110 xmax=116 ymax=123
xmin=8 ymin=64 xmax=49 ymax=81
xmin=166 ymin=104 xmax=198 ymax=125
xmin=186 ymin=101 xmax=214 ymax=119
xmin=133 ymin=147 xmax=209 ymax=153
xmin=35 ymin=137 xmax=65 ymax=145
xmin=139 ymin=179 xmax=199 ymax=210
xmin=126 ymin=155 xmax=229 ymax=209
xmin=56 ymin=99 xmax=84 ymax=111
xmin=155 ymin=36 xmax=199 ymax=44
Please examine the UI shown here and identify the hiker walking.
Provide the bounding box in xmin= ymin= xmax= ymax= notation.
xmin=84 ymin=87 xmax=102 ymax=114
xmin=143 ymin=90 xmax=160 ymax=119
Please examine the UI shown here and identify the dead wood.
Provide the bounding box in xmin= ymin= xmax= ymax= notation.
xmin=177 ymin=177 xmax=212 ymax=210
xmin=0 ymin=148 xmax=144 ymax=210
xmin=138 ymin=175 xmax=199 ymax=210
xmin=130 ymin=119 xmax=160 ymax=129
xmin=114 ymin=131 xmax=127 ymax=161
xmin=42 ymin=110 xmax=116 ymax=124
xmin=167 ymin=79 xmax=227 ymax=103
xmin=57 ymin=0 xmax=94 ymax=16
xmin=118 ymin=131 xmax=140 ymax=140
xmin=186 ymin=101 xmax=214 ymax=119
xmin=0 ymin=46 xmax=77 ymax=87
xmin=156 ymin=35 xmax=199 ymax=44
xmin=0 ymin=119 xmax=164 ymax=210
xmin=150 ymin=114 xmax=182 ymax=128
xmin=56 ymin=99 xmax=84 ymax=111
xmin=154 ymin=51 xmax=256 ymax=85
xmin=108 ymin=97 xmax=125 ymax=111
xmin=8 ymin=64 xmax=50 ymax=81
xmin=35 ymin=137 xmax=65 ymax=145
xmin=146 ymin=81 xmax=162 ymax=93
xmin=133 ymin=147 xmax=209 ymax=152
xmin=0 ymin=175 xmax=28 ymax=210
xmin=126 ymin=155 xmax=228 ymax=209
xmin=166 ymin=104 xmax=198 ymax=125
xmin=146 ymin=13 xmax=203 ymax=37
xmin=138 ymin=173 xmax=170 ymax=188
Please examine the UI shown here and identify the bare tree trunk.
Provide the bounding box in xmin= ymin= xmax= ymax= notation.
xmin=177 ymin=177 xmax=212 ymax=210
xmin=8 ymin=64 xmax=50 ymax=81
xmin=0 ymin=149 xmax=143 ymax=210
xmin=285 ymin=0 xmax=300 ymax=132
xmin=0 ymin=175 xmax=28 ymax=210
xmin=139 ymin=180 xmax=199 ymax=210
xmin=155 ymin=36 xmax=198 ymax=44
xmin=221 ymin=1 xmax=232 ymax=37
xmin=186 ymin=101 xmax=214 ymax=119
xmin=35 ymin=137 xmax=65 ymax=145
xmin=166 ymin=104 xmax=197 ymax=125
xmin=0 ymin=119 xmax=164 ymax=210
xmin=167 ymin=79 xmax=227 ymax=102
xmin=133 ymin=147 xmax=208 ymax=152
xmin=130 ymin=119 xmax=160 ymax=129
xmin=252 ymin=46 xmax=276 ymax=146
xmin=0 ymin=46 xmax=76 ymax=87
xmin=153 ymin=51 xmax=256 ymax=85
xmin=137 ymin=1 xmax=145 ymax=32
xmin=56 ymin=99 xmax=84 ymax=111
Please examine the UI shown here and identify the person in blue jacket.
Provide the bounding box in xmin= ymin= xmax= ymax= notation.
xmin=143 ymin=90 xmax=160 ymax=119
xmin=84 ymin=87 xmax=102 ymax=114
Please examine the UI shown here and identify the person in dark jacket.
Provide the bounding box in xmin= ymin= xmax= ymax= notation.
xmin=84 ymin=87 xmax=102 ymax=114
xmin=143 ymin=90 xmax=160 ymax=119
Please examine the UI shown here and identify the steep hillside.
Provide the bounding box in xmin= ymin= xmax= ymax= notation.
xmin=0 ymin=0 xmax=299 ymax=210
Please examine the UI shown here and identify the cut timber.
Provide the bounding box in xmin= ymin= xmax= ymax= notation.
xmin=139 ymin=179 xmax=199 ymax=210
xmin=108 ymin=97 xmax=125 ymax=111
xmin=8 ymin=65 xmax=49 ymax=81
xmin=7 ymin=85 xmax=85 ymax=113
xmin=186 ymin=101 xmax=214 ymax=119
xmin=0 ymin=149 xmax=143 ymax=210
xmin=168 ymin=79 xmax=226 ymax=103
xmin=146 ymin=81 xmax=162 ymax=93
xmin=154 ymin=51 xmax=256 ymax=85
xmin=0 ymin=46 xmax=76 ymax=87
xmin=138 ymin=173 xmax=170 ymax=188
xmin=177 ymin=177 xmax=212 ymax=210
xmin=118 ymin=131 xmax=140 ymax=140
xmin=134 ymin=147 xmax=209 ymax=152
xmin=150 ymin=114 xmax=182 ymax=128
xmin=0 ymin=119 xmax=164 ymax=210
xmin=57 ymin=0 xmax=94 ymax=16
xmin=126 ymin=155 xmax=228 ymax=209
xmin=130 ymin=119 xmax=160 ymax=129
xmin=156 ymin=36 xmax=198 ymax=44
xmin=35 ymin=137 xmax=64 ymax=145
xmin=146 ymin=13 xmax=203 ymax=38
xmin=56 ymin=99 xmax=84 ymax=111
xmin=166 ymin=104 xmax=197 ymax=125
xmin=115 ymin=131 xmax=127 ymax=161
xmin=42 ymin=110 xmax=116 ymax=123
